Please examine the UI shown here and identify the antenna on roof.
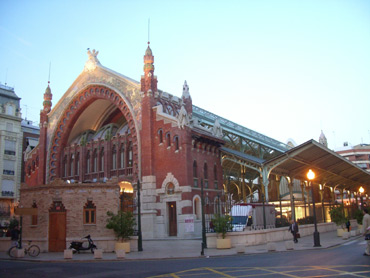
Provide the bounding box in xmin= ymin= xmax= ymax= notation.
xmin=5 ymin=68 xmax=8 ymax=86
xmin=48 ymin=62 xmax=51 ymax=85
xmin=148 ymin=18 xmax=150 ymax=44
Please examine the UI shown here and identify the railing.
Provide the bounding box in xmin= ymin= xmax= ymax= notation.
xmin=1 ymin=191 xmax=14 ymax=197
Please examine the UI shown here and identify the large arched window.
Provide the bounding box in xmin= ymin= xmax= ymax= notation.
xmin=63 ymin=155 xmax=67 ymax=177
xmin=76 ymin=152 xmax=80 ymax=176
xmin=70 ymin=154 xmax=74 ymax=177
xmin=93 ymin=149 xmax=98 ymax=172
xmin=120 ymin=144 xmax=125 ymax=169
xmin=112 ymin=145 xmax=117 ymax=170
xmin=128 ymin=142 xmax=133 ymax=167
xmin=100 ymin=148 xmax=104 ymax=172
xmin=86 ymin=151 xmax=90 ymax=174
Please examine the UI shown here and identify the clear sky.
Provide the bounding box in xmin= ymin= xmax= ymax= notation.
xmin=1 ymin=0 xmax=369 ymax=149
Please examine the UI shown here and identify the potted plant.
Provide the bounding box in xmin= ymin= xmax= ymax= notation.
xmin=354 ymin=209 xmax=364 ymax=232
xmin=106 ymin=210 xmax=136 ymax=253
xmin=329 ymin=205 xmax=347 ymax=237
xmin=212 ymin=214 xmax=233 ymax=249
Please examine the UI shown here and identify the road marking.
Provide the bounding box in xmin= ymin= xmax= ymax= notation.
xmin=313 ymin=266 xmax=370 ymax=278
xmin=204 ymin=267 xmax=236 ymax=277
xmin=147 ymin=265 xmax=370 ymax=278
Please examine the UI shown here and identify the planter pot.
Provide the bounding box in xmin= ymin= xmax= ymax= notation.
xmin=216 ymin=238 xmax=231 ymax=249
xmin=115 ymin=242 xmax=130 ymax=253
xmin=337 ymin=228 xmax=346 ymax=237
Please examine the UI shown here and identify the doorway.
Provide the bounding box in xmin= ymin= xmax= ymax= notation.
xmin=168 ymin=202 xmax=177 ymax=236
xmin=48 ymin=201 xmax=66 ymax=252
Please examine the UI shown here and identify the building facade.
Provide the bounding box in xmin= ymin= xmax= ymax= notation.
xmin=21 ymin=46 xmax=224 ymax=251
xmin=0 ymin=84 xmax=22 ymax=228
xmin=336 ymin=143 xmax=370 ymax=173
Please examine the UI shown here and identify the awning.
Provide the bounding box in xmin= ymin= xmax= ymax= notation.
xmin=263 ymin=139 xmax=370 ymax=191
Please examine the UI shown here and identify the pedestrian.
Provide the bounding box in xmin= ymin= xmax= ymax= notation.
xmin=346 ymin=220 xmax=351 ymax=232
xmin=363 ymin=208 xmax=370 ymax=256
xmin=288 ymin=219 xmax=299 ymax=243
xmin=10 ymin=225 xmax=20 ymax=247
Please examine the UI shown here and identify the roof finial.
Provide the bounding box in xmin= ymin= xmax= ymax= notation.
xmin=148 ymin=18 xmax=150 ymax=45
xmin=48 ymin=62 xmax=51 ymax=85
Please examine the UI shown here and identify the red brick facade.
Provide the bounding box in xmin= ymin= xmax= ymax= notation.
xmin=21 ymin=45 xmax=224 ymax=250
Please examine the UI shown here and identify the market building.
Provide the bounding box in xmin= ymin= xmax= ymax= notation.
xmin=20 ymin=44 xmax=370 ymax=252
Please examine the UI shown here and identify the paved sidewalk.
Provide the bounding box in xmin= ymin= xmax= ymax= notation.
xmin=0 ymin=230 xmax=362 ymax=262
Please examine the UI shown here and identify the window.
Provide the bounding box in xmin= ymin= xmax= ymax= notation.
xmin=120 ymin=144 xmax=125 ymax=168
xmin=4 ymin=140 xmax=16 ymax=155
xmin=128 ymin=142 xmax=133 ymax=167
xmin=86 ymin=151 xmax=90 ymax=173
xmin=70 ymin=154 xmax=74 ymax=176
xmin=83 ymin=200 xmax=96 ymax=224
xmin=112 ymin=145 xmax=117 ymax=170
xmin=93 ymin=149 xmax=98 ymax=172
xmin=167 ymin=183 xmax=175 ymax=195
xmin=3 ymin=160 xmax=15 ymax=175
xmin=174 ymin=136 xmax=179 ymax=151
xmin=193 ymin=161 xmax=197 ymax=178
xmin=1 ymin=180 xmax=14 ymax=196
xmin=6 ymin=104 xmax=14 ymax=116
xmin=214 ymin=164 xmax=218 ymax=189
xmin=166 ymin=132 xmax=171 ymax=147
xmin=6 ymin=123 xmax=13 ymax=131
xmin=31 ymin=202 xmax=38 ymax=226
xmin=193 ymin=161 xmax=198 ymax=187
xmin=63 ymin=155 xmax=67 ymax=177
xmin=158 ymin=129 xmax=163 ymax=144
xmin=100 ymin=148 xmax=104 ymax=172
xmin=204 ymin=163 xmax=208 ymax=188
xmin=76 ymin=153 xmax=80 ymax=176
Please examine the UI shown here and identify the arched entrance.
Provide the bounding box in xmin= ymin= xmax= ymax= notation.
xmin=48 ymin=85 xmax=140 ymax=183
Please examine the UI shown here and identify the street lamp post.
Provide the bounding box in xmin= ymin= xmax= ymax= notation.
xmin=137 ymin=180 xmax=143 ymax=251
xmin=307 ymin=169 xmax=321 ymax=247
xmin=201 ymin=178 xmax=207 ymax=255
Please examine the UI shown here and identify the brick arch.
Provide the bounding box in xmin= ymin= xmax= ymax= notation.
xmin=48 ymin=85 xmax=139 ymax=182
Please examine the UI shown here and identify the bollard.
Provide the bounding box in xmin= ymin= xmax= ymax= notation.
xmin=236 ymin=244 xmax=245 ymax=253
xmin=94 ymin=249 xmax=103 ymax=259
xmin=64 ymin=249 xmax=73 ymax=259
xmin=15 ymin=248 xmax=25 ymax=258
xmin=267 ymin=242 xmax=276 ymax=252
xmin=342 ymin=232 xmax=350 ymax=240
xmin=284 ymin=241 xmax=294 ymax=250
xmin=116 ymin=249 xmax=126 ymax=259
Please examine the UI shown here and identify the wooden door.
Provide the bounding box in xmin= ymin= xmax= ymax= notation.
xmin=168 ymin=202 xmax=177 ymax=236
xmin=49 ymin=201 xmax=66 ymax=252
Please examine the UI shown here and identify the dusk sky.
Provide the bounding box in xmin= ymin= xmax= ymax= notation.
xmin=1 ymin=0 xmax=369 ymax=149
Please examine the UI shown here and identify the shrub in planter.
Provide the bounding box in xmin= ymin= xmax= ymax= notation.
xmin=212 ymin=214 xmax=233 ymax=239
xmin=354 ymin=209 xmax=364 ymax=225
xmin=329 ymin=205 xmax=347 ymax=228
xmin=106 ymin=211 xmax=136 ymax=242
